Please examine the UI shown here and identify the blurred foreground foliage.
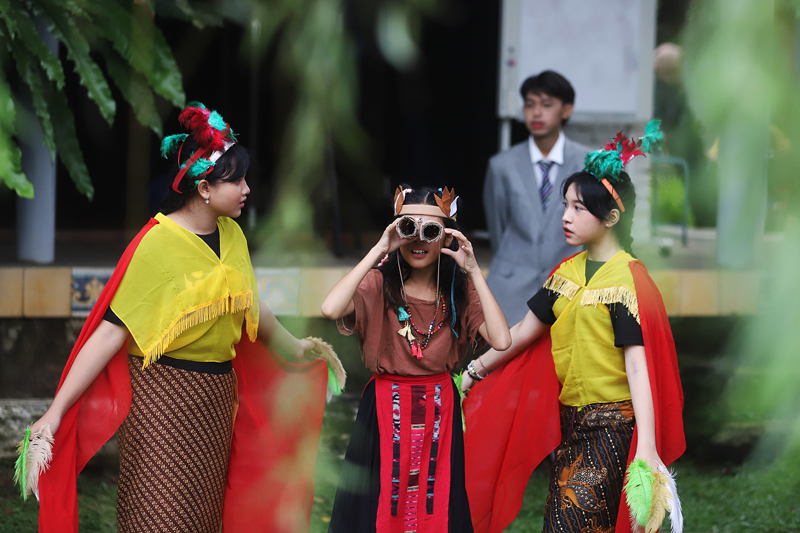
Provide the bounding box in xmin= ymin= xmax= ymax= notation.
xmin=683 ymin=0 xmax=800 ymax=470
xmin=0 ymin=0 xmax=226 ymax=199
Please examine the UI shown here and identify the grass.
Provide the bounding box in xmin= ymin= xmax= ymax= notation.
xmin=3 ymin=398 xmax=800 ymax=532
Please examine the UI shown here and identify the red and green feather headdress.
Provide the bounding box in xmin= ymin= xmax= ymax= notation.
xmin=160 ymin=102 xmax=238 ymax=193
xmin=583 ymin=119 xmax=663 ymax=212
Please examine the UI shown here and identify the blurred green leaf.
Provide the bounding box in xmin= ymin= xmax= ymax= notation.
xmin=101 ymin=47 xmax=163 ymax=137
xmin=37 ymin=0 xmax=117 ymax=125
xmin=0 ymin=73 xmax=34 ymax=198
xmin=45 ymin=78 xmax=94 ymax=200
xmin=8 ymin=38 xmax=56 ymax=161
xmin=4 ymin=0 xmax=65 ymax=89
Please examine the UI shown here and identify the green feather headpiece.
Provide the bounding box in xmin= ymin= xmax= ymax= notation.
xmin=583 ymin=119 xmax=663 ymax=184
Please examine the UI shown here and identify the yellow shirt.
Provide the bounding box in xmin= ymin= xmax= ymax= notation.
xmin=545 ymin=251 xmax=639 ymax=407
xmin=110 ymin=213 xmax=259 ymax=367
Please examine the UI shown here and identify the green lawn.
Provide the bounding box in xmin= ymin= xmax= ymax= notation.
xmin=3 ymin=396 xmax=799 ymax=532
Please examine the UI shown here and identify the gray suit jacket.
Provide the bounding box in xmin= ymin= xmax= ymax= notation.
xmin=483 ymin=137 xmax=591 ymax=324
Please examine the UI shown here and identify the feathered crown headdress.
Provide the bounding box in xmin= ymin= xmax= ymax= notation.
xmin=160 ymin=102 xmax=238 ymax=193
xmin=393 ymin=186 xmax=459 ymax=219
xmin=583 ymin=119 xmax=663 ymax=212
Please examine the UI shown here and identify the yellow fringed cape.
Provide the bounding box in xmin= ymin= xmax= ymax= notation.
xmin=110 ymin=213 xmax=259 ymax=367
xmin=543 ymin=250 xmax=638 ymax=406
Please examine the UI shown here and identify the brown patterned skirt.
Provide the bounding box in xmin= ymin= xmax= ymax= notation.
xmin=116 ymin=355 xmax=237 ymax=533
xmin=542 ymin=400 xmax=635 ymax=533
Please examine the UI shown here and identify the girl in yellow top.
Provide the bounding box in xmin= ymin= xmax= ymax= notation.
xmin=30 ymin=104 xmax=339 ymax=533
xmin=462 ymin=124 xmax=684 ymax=533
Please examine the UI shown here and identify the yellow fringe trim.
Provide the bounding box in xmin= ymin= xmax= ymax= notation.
xmin=543 ymin=274 xmax=580 ymax=300
xmin=580 ymin=285 xmax=640 ymax=324
xmin=142 ymin=290 xmax=254 ymax=368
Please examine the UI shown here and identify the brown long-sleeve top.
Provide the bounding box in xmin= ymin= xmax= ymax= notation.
xmin=338 ymin=269 xmax=486 ymax=376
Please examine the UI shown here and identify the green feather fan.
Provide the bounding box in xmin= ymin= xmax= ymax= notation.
xmin=160 ymin=133 xmax=189 ymax=159
xmin=640 ymin=119 xmax=664 ymax=153
xmin=13 ymin=428 xmax=31 ymax=499
xmin=624 ymin=458 xmax=655 ymax=527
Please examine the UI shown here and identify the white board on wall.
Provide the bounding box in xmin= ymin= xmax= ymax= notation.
xmin=497 ymin=0 xmax=656 ymax=123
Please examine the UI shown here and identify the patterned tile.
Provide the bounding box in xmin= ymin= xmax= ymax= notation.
xmin=71 ymin=268 xmax=114 ymax=317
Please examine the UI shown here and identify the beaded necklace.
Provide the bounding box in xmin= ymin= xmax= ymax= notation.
xmin=396 ymin=253 xmax=448 ymax=359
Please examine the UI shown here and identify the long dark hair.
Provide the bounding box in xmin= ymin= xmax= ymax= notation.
xmin=377 ymin=186 xmax=469 ymax=336
xmin=160 ymin=138 xmax=250 ymax=215
xmin=561 ymin=171 xmax=637 ymax=255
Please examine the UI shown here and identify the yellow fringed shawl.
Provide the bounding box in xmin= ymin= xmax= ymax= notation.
xmin=543 ymin=250 xmax=638 ymax=406
xmin=110 ymin=213 xmax=259 ymax=367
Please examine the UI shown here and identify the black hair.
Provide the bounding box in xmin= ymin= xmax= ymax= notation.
xmin=561 ymin=171 xmax=637 ymax=256
xmin=519 ymin=70 xmax=576 ymax=125
xmin=377 ymin=186 xmax=468 ymax=337
xmin=160 ymin=138 xmax=250 ymax=215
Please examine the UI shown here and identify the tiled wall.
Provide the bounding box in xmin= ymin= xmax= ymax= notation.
xmin=0 ymin=266 xmax=760 ymax=318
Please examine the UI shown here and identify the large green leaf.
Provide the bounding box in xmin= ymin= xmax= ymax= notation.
xmin=8 ymin=39 xmax=56 ymax=161
xmin=5 ymin=0 xmax=65 ymax=89
xmin=102 ymin=47 xmax=162 ymax=136
xmin=35 ymin=0 xmax=116 ymax=126
xmin=89 ymin=0 xmax=184 ymax=108
xmin=0 ymin=72 xmax=34 ymax=198
xmin=44 ymin=80 xmax=94 ymax=199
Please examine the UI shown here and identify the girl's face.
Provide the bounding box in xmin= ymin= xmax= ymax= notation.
xmin=398 ymin=214 xmax=449 ymax=269
xmin=561 ymin=183 xmax=607 ymax=246
xmin=207 ymin=175 xmax=250 ymax=218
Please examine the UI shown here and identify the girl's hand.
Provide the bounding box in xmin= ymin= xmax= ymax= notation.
xmin=459 ymin=370 xmax=475 ymax=392
xmin=295 ymin=338 xmax=317 ymax=362
xmin=375 ymin=219 xmax=412 ymax=255
xmin=634 ymin=445 xmax=665 ymax=472
xmin=31 ymin=410 xmax=61 ymax=439
xmin=441 ymin=229 xmax=478 ymax=275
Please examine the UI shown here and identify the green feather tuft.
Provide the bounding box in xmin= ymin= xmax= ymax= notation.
xmin=208 ymin=110 xmax=227 ymax=131
xmin=160 ymin=134 xmax=188 ymax=159
xmin=327 ymin=365 xmax=343 ymax=396
xmin=584 ymin=149 xmax=625 ymax=184
xmin=14 ymin=428 xmax=31 ymax=500
xmin=640 ymin=119 xmax=664 ymax=154
xmin=185 ymin=101 xmax=206 ymax=109
xmin=182 ymin=158 xmax=215 ymax=177
xmin=624 ymin=458 xmax=655 ymax=527
xmin=452 ymin=373 xmax=467 ymax=431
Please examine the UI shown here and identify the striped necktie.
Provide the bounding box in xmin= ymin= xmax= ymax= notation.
xmin=537 ymin=160 xmax=554 ymax=210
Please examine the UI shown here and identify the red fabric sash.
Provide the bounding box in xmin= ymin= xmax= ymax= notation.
xmin=39 ymin=218 xmax=158 ymax=533
xmin=223 ymin=338 xmax=328 ymax=532
xmin=463 ymin=256 xmax=685 ymax=533
xmin=373 ymin=372 xmax=454 ymax=533
xmin=38 ymin=218 xmax=330 ymax=533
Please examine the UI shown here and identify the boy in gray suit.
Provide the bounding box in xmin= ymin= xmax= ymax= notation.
xmin=484 ymin=71 xmax=591 ymax=324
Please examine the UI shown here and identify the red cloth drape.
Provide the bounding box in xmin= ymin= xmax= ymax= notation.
xmin=463 ymin=257 xmax=685 ymax=533
xmin=38 ymin=218 xmax=158 ymax=533
xmin=38 ymin=218 xmax=330 ymax=533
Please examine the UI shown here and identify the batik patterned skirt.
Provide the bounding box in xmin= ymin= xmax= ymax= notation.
xmin=542 ymin=400 xmax=635 ymax=533
xmin=116 ymin=355 xmax=237 ymax=533
xmin=328 ymin=372 xmax=474 ymax=533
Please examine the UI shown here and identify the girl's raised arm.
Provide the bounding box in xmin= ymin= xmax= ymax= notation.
xmin=321 ymin=219 xmax=409 ymax=320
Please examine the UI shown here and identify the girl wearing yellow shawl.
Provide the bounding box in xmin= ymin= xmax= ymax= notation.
xmin=461 ymin=123 xmax=685 ymax=533
xmin=27 ymin=104 xmax=344 ymax=533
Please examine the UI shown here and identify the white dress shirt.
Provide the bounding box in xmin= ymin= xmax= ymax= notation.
xmin=528 ymin=131 xmax=566 ymax=187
